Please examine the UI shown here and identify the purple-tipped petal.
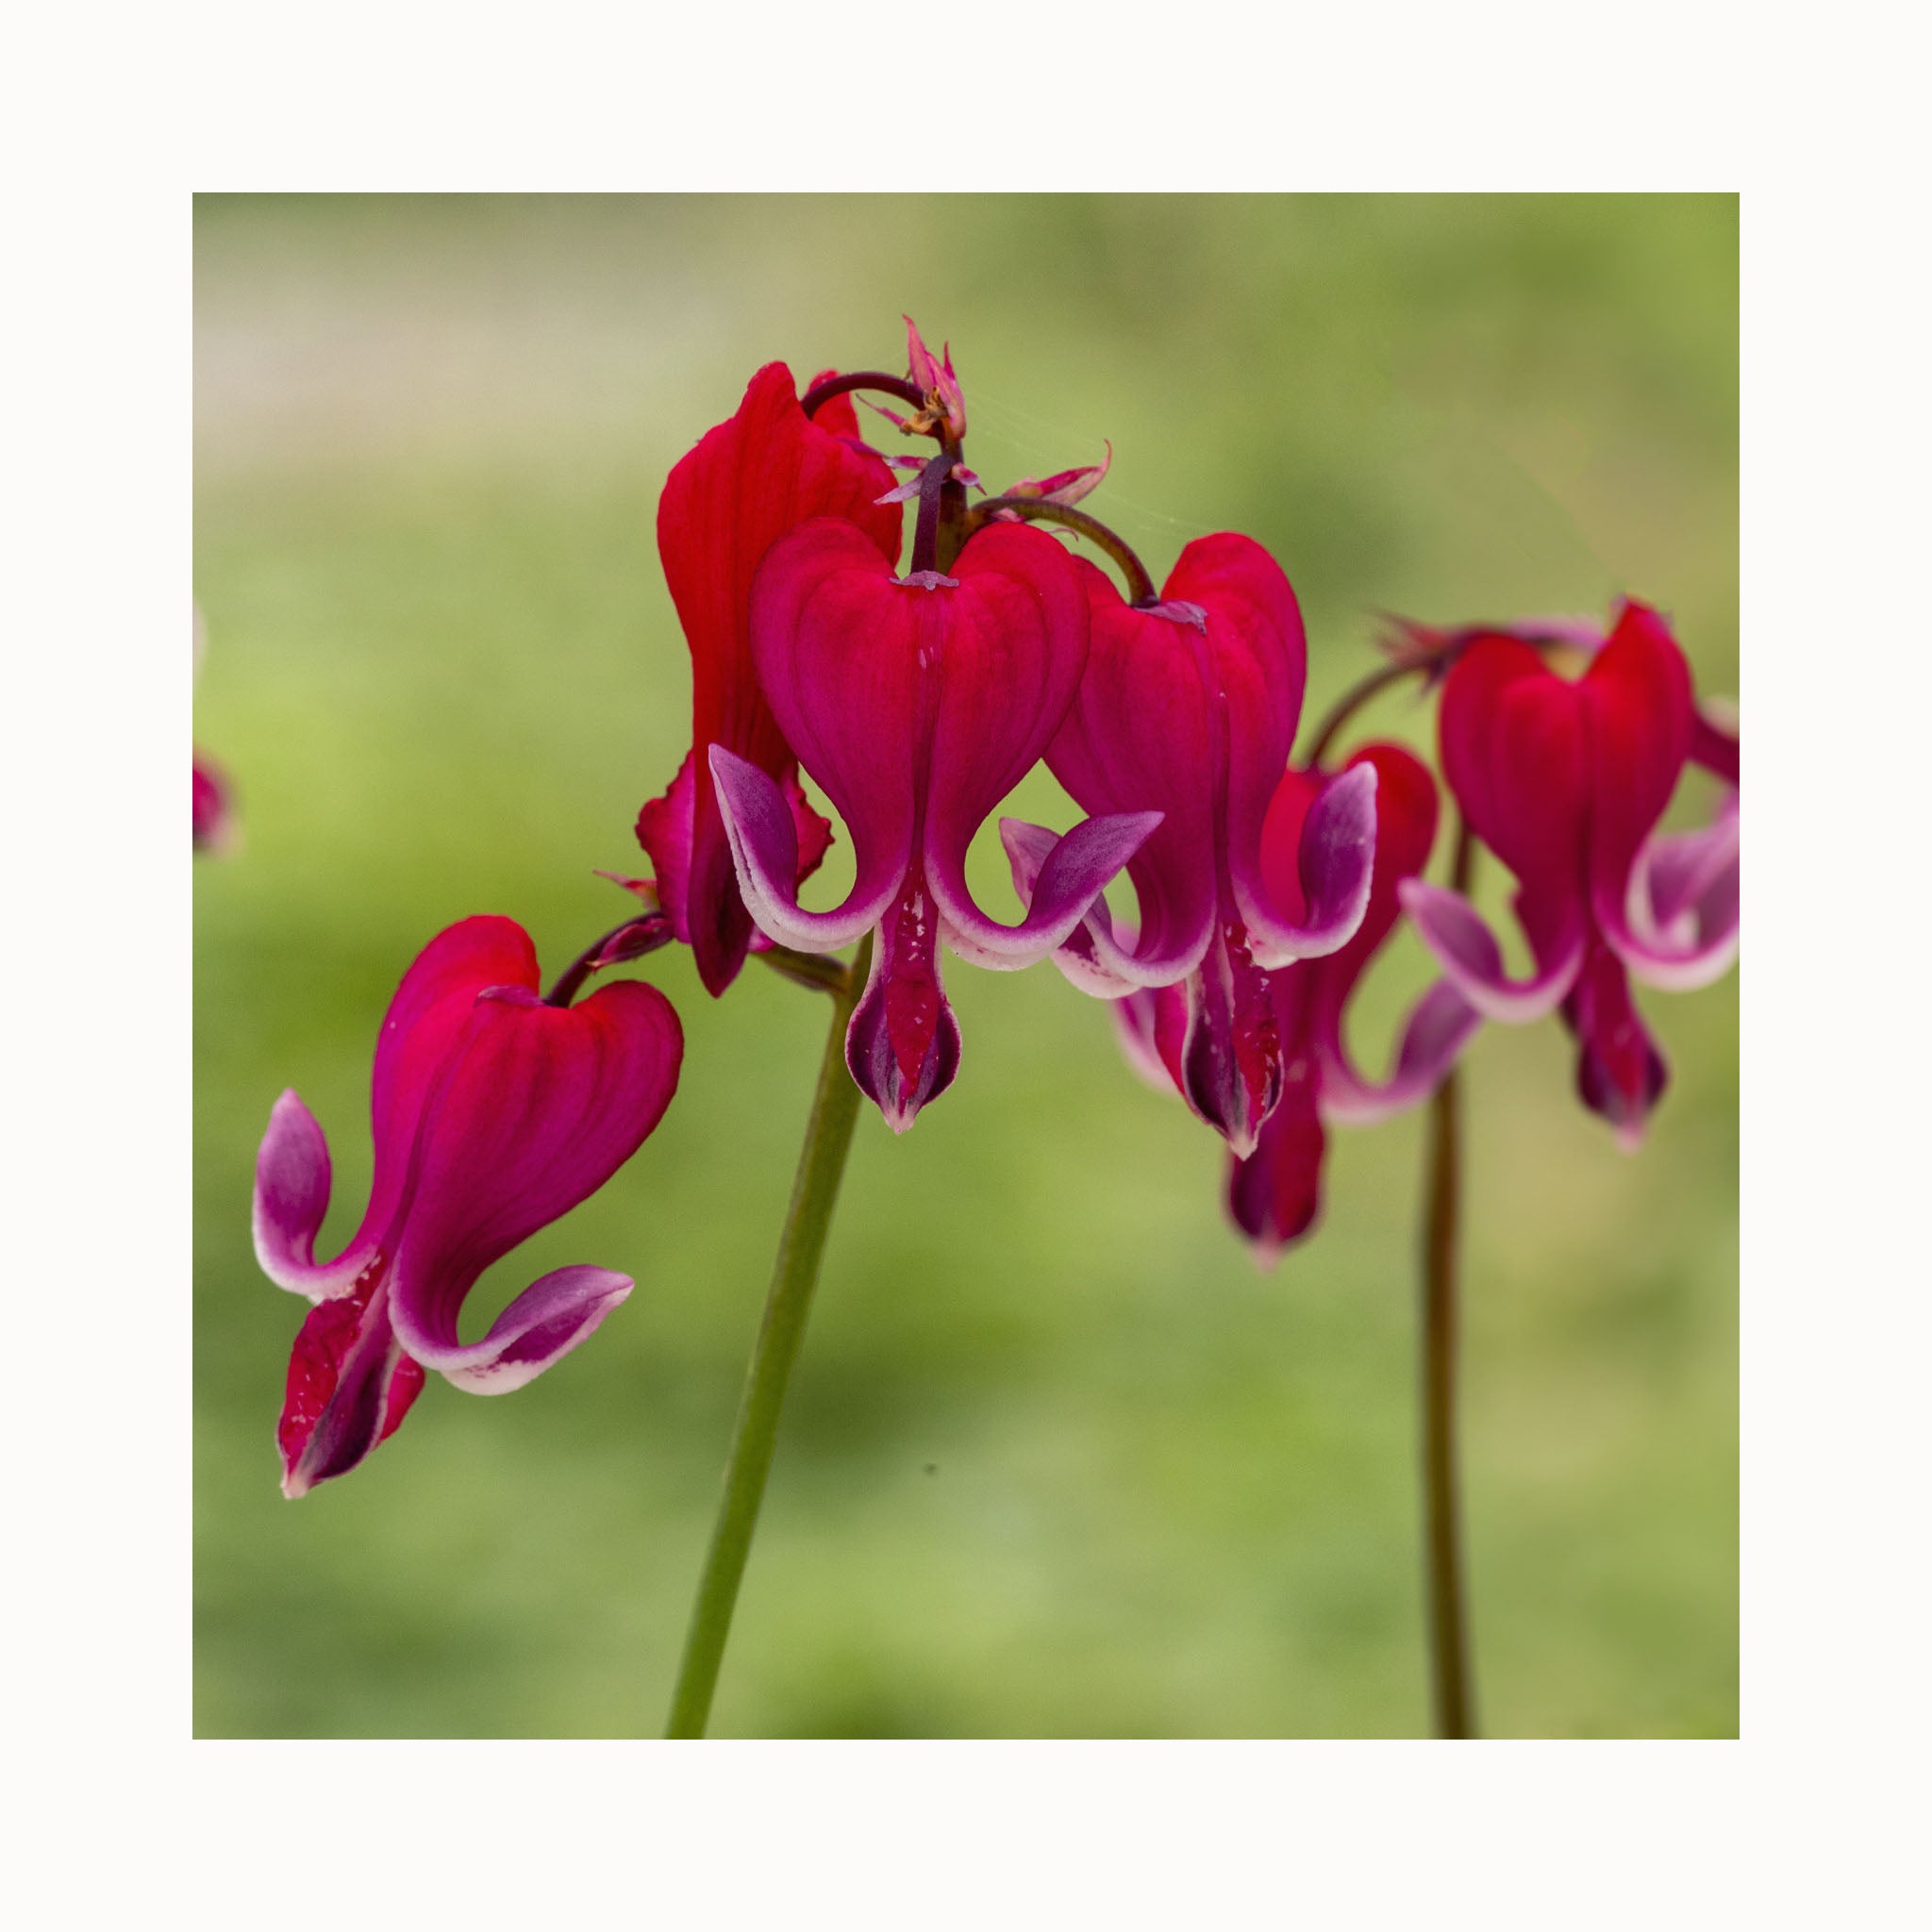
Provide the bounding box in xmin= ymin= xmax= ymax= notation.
xmin=1319 ymin=979 xmax=1483 ymax=1125
xmin=845 ymin=913 xmax=961 ymax=1132
xmin=1176 ymin=922 xmax=1282 ymax=1159
xmin=1563 ymin=941 xmax=1670 ymax=1150
xmin=1607 ymin=796 xmax=1740 ymax=991
xmin=253 ymin=1090 xmax=368 ymax=1300
xmin=408 ymin=1265 xmax=635 ymax=1394
xmin=998 ymin=817 xmax=1145 ymax=997
xmin=709 ymin=744 xmax=903 ymax=955
xmin=932 ymin=809 xmax=1161 ymax=971
xmin=1236 ymin=762 xmax=1379 ymax=967
xmin=1399 ymin=879 xmax=1585 ymax=1023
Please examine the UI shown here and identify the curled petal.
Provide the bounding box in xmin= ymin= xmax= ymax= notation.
xmin=932 ymin=809 xmax=1161 ymax=971
xmin=1319 ymin=979 xmax=1483 ymax=1125
xmin=1399 ymin=879 xmax=1586 ymax=1023
xmin=253 ymin=1090 xmax=363 ymax=1300
xmin=1235 ymin=762 xmax=1379 ymax=967
xmin=1614 ymin=795 xmax=1740 ymax=991
xmin=640 ymin=750 xmax=833 ymax=953
xmin=386 ymin=979 xmax=682 ymax=1385
xmin=710 ymin=744 xmax=905 ymax=954
xmin=999 ymin=817 xmax=1144 ymax=999
xmin=408 ymin=1265 xmax=635 ymax=1395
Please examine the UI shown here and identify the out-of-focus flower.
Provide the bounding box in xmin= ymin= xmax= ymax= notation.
xmin=253 ymin=917 xmax=682 ymax=1495
xmin=639 ymin=363 xmax=903 ymax=997
xmin=192 ymin=606 xmax=237 ymax=855
xmin=709 ymin=518 xmax=1158 ymax=1132
xmin=1002 ymin=534 xmax=1377 ymax=1156
xmin=1400 ymin=601 xmax=1739 ymax=1145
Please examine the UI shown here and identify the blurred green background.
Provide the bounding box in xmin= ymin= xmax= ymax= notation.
xmin=193 ymin=194 xmax=1738 ymax=1739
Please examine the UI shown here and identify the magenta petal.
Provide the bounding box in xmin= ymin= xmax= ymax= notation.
xmin=1236 ymin=762 xmax=1378 ymax=967
xmin=709 ymin=744 xmax=903 ymax=953
xmin=1399 ymin=878 xmax=1585 ymax=1022
xmin=1041 ymin=564 xmax=1224 ymax=988
xmin=192 ymin=753 xmax=236 ymax=855
xmin=279 ymin=1273 xmax=424 ymax=1498
xmin=1225 ymin=1058 xmax=1326 ymax=1262
xmin=634 ymin=749 xmax=698 ymax=947
xmin=366 ymin=917 xmax=541 ymax=1245
xmin=997 ymin=817 xmax=1141 ymax=998
xmin=253 ymin=1090 xmax=368 ymax=1299
xmin=385 ymin=978 xmax=682 ymax=1385
xmin=409 ymin=1265 xmax=634 ymax=1394
xmin=1319 ymin=979 xmax=1483 ymax=1125
xmin=1563 ymin=941 xmax=1670 ymax=1150
xmin=1176 ymin=921 xmax=1282 ymax=1158
xmin=746 ymin=517 xmax=924 ymax=890
xmin=1580 ymin=602 xmax=1694 ymax=935
xmin=846 ymin=913 xmax=961 ymax=1132
xmin=1614 ymin=794 xmax=1740 ymax=991
xmin=1111 ymin=984 xmax=1186 ymax=1093
xmin=933 ymin=808 xmax=1161 ymax=971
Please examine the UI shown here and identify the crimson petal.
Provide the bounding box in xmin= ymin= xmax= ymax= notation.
xmin=386 ymin=980 xmax=682 ymax=1391
xmin=646 ymin=362 xmax=901 ymax=996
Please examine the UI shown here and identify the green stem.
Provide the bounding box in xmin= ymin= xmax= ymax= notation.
xmin=664 ymin=937 xmax=872 ymax=1738
xmin=1419 ymin=821 xmax=1477 ymax=1739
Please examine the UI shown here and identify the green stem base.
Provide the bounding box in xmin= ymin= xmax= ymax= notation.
xmin=664 ymin=940 xmax=870 ymax=1739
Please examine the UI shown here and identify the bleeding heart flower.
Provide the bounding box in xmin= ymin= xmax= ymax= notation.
xmin=708 ymin=517 xmax=1159 ymax=1131
xmin=638 ymin=362 xmax=903 ymax=997
xmin=1399 ymin=600 xmax=1739 ymax=1145
xmin=1110 ymin=745 xmax=1478 ymax=1257
xmin=1001 ymin=534 xmax=1377 ymax=1156
xmin=253 ymin=917 xmax=682 ymax=1496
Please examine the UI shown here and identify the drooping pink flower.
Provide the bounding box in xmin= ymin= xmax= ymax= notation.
xmin=638 ymin=363 xmax=903 ymax=997
xmin=1002 ymin=534 xmax=1377 ymax=1155
xmin=253 ymin=917 xmax=682 ymax=1495
xmin=708 ymin=517 xmax=1159 ymax=1131
xmin=1108 ymin=745 xmax=1476 ymax=1256
xmin=1400 ymin=601 xmax=1739 ymax=1145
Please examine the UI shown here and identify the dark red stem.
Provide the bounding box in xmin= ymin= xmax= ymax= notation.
xmin=543 ymin=923 xmax=643 ymax=1008
xmin=967 ymin=496 xmax=1158 ymax=606
xmin=1419 ymin=815 xmax=1478 ymax=1738
xmin=1304 ymin=661 xmax=1424 ymax=769
xmin=800 ymin=370 xmax=926 ymax=419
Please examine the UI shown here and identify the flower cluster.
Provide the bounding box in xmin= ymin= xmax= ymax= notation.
xmin=248 ymin=318 xmax=1740 ymax=1491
